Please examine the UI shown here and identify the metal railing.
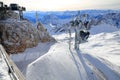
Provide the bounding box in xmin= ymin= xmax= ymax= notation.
xmin=0 ymin=45 xmax=25 ymax=80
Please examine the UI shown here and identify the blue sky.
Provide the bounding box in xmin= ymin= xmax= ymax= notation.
xmin=2 ymin=0 xmax=120 ymax=11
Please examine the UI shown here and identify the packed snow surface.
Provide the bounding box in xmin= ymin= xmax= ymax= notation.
xmin=26 ymin=35 xmax=88 ymax=80
xmin=80 ymin=24 xmax=120 ymax=80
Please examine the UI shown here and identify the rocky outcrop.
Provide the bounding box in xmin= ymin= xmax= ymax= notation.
xmin=0 ymin=10 xmax=19 ymax=20
xmin=0 ymin=12 xmax=55 ymax=54
xmin=37 ymin=22 xmax=55 ymax=42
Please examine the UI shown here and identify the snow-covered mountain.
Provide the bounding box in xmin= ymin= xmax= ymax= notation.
xmin=102 ymin=13 xmax=120 ymax=28
xmin=23 ymin=10 xmax=120 ymax=35
xmin=41 ymin=14 xmax=59 ymax=24
xmin=1 ymin=10 xmax=120 ymax=80
xmin=23 ymin=10 xmax=120 ymax=24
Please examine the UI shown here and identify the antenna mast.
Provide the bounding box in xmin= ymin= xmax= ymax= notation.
xmin=36 ymin=12 xmax=38 ymax=25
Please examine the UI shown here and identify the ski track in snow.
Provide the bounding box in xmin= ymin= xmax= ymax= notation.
xmin=84 ymin=54 xmax=120 ymax=80
xmin=69 ymin=32 xmax=106 ymax=80
xmin=80 ymin=24 xmax=120 ymax=80
xmin=68 ymin=37 xmax=89 ymax=80
xmin=26 ymin=41 xmax=82 ymax=80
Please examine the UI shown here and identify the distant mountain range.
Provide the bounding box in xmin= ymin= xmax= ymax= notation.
xmin=23 ymin=10 xmax=120 ymax=29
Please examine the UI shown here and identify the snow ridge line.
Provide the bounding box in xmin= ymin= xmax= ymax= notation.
xmin=82 ymin=53 xmax=107 ymax=80
xmin=76 ymin=49 xmax=97 ymax=80
xmin=83 ymin=54 xmax=120 ymax=80
xmin=68 ymin=37 xmax=83 ymax=80
xmin=67 ymin=30 xmax=105 ymax=80
xmin=98 ymin=57 xmax=120 ymax=78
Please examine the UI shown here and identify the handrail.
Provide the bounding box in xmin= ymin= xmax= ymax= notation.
xmin=0 ymin=45 xmax=25 ymax=80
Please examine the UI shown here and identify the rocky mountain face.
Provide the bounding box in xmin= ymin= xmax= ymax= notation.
xmin=0 ymin=11 xmax=55 ymax=54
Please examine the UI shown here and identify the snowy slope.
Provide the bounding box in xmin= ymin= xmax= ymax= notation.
xmin=9 ymin=22 xmax=120 ymax=80
xmin=8 ymin=10 xmax=120 ymax=80
xmin=26 ymin=33 xmax=88 ymax=80
xmin=11 ymin=42 xmax=54 ymax=75
xmin=25 ymin=23 xmax=120 ymax=80
xmin=80 ymin=24 xmax=120 ymax=80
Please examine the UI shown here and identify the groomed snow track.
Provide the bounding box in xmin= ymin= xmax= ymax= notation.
xmin=68 ymin=31 xmax=107 ymax=80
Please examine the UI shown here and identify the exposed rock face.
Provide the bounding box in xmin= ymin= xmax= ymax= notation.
xmin=0 ymin=10 xmax=19 ymax=20
xmin=0 ymin=12 xmax=55 ymax=54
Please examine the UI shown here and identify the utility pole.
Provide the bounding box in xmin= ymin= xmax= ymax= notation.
xmin=74 ymin=17 xmax=80 ymax=50
xmin=36 ymin=11 xmax=39 ymax=25
xmin=19 ymin=7 xmax=23 ymax=20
